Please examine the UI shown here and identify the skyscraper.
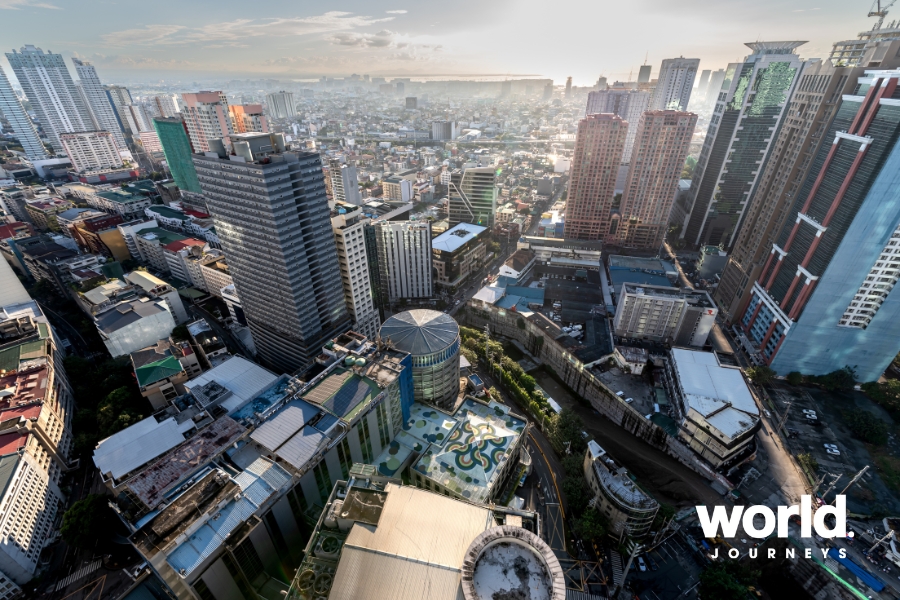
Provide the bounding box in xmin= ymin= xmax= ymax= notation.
xmin=331 ymin=206 xmax=380 ymax=339
xmin=739 ymin=68 xmax=900 ymax=381
xmin=714 ymin=39 xmax=900 ymax=322
xmin=650 ymin=57 xmax=700 ymax=111
xmin=585 ymin=86 xmax=651 ymax=163
xmin=5 ymin=46 xmax=93 ymax=152
xmin=564 ymin=113 xmax=628 ymax=241
xmin=565 ymin=77 xmax=573 ymax=98
xmin=543 ymin=82 xmax=553 ymax=100
xmin=329 ymin=159 xmax=361 ymax=205
xmin=697 ymin=69 xmax=711 ymax=100
xmin=193 ymin=133 xmax=349 ymax=373
xmin=265 ymin=91 xmax=295 ymax=120
xmin=704 ymin=69 xmax=727 ymax=107
xmin=372 ymin=221 xmax=433 ymax=307
xmin=0 ymin=67 xmax=47 ymax=160
xmin=682 ymin=42 xmax=806 ymax=247
xmin=448 ymin=167 xmax=498 ymax=228
xmin=181 ymin=91 xmax=233 ymax=153
xmin=615 ymin=110 xmax=697 ymax=249
xmin=71 ymin=58 xmax=127 ymax=150
xmin=149 ymin=94 xmax=179 ymax=118
xmin=59 ymin=130 xmax=122 ymax=173
xmin=431 ymin=121 xmax=458 ymax=141
xmin=104 ymin=85 xmax=134 ymax=138
xmin=153 ymin=117 xmax=202 ymax=194
xmin=638 ymin=64 xmax=652 ymax=84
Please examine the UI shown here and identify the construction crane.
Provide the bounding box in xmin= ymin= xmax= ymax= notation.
xmin=869 ymin=0 xmax=898 ymax=30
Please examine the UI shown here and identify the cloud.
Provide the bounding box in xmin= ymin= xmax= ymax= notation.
xmin=0 ymin=0 xmax=60 ymax=9
xmin=330 ymin=30 xmax=397 ymax=48
xmin=385 ymin=9 xmax=407 ymax=14
xmin=101 ymin=11 xmax=394 ymax=47
xmin=791 ymin=6 xmax=820 ymax=11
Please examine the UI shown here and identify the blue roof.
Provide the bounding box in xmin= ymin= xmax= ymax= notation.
xmin=58 ymin=208 xmax=94 ymax=220
xmin=506 ymin=286 xmax=544 ymax=301
xmin=609 ymin=271 xmax=673 ymax=289
xmin=165 ymin=458 xmax=290 ymax=577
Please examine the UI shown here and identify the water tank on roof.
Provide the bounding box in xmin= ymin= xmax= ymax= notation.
xmin=356 ymin=358 xmax=366 ymax=366
xmin=344 ymin=356 xmax=355 ymax=366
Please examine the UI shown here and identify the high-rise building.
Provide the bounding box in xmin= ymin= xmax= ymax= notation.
xmin=615 ymin=110 xmax=697 ymax=249
xmin=405 ymin=97 xmax=418 ymax=109
xmin=229 ymin=103 xmax=268 ymax=134
xmin=181 ymin=91 xmax=233 ymax=153
xmin=638 ymin=64 xmax=652 ymax=84
xmin=714 ymin=42 xmax=900 ymax=323
xmin=121 ymin=103 xmax=151 ymax=134
xmin=585 ymin=86 xmax=651 ymax=162
xmin=704 ymin=69 xmax=727 ymax=106
xmin=265 ymin=90 xmax=295 ymax=120
xmin=372 ymin=221 xmax=433 ymax=306
xmin=5 ymin=46 xmax=93 ymax=152
xmin=650 ymin=57 xmax=700 ymax=111
xmin=565 ymin=76 xmax=573 ymax=98
xmin=193 ymin=133 xmax=349 ymax=373
xmin=682 ymin=42 xmax=806 ymax=248
xmin=543 ymin=82 xmax=553 ymax=100
xmin=697 ymin=69 xmax=711 ymax=100
xmin=739 ymin=68 xmax=900 ymax=381
xmin=448 ymin=167 xmax=497 ymax=228
xmin=59 ymin=130 xmax=123 ymax=173
xmin=148 ymin=94 xmax=179 ymax=118
xmin=563 ymin=113 xmax=628 ymax=241
xmin=153 ymin=117 xmax=202 ymax=194
xmin=71 ymin=58 xmax=127 ymax=150
xmin=331 ymin=205 xmax=380 ymax=338
xmin=329 ymin=158 xmax=361 ymax=205
xmin=431 ymin=120 xmax=458 ymax=141
xmin=104 ymin=85 xmax=133 ymax=138
xmin=0 ymin=67 xmax=46 ymax=160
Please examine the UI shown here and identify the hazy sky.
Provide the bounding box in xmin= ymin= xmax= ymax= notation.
xmin=0 ymin=0 xmax=885 ymax=85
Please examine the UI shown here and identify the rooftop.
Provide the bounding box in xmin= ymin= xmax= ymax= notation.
xmin=622 ymin=283 xmax=715 ymax=308
xmin=96 ymin=189 xmax=142 ymax=204
xmin=134 ymin=355 xmax=183 ymax=388
xmin=136 ymin=228 xmax=187 ymax=246
xmin=586 ymin=440 xmax=657 ymax=511
xmin=94 ymin=299 xmax=168 ymax=334
xmin=93 ymin=415 xmax=195 ymax=482
xmin=670 ymin=348 xmax=759 ymax=438
xmin=432 ymin=223 xmax=488 ymax=253
xmin=302 ymin=368 xmax=380 ymax=421
xmin=185 ymin=356 xmax=279 ymax=414
xmin=379 ymin=309 xmax=460 ymax=356
xmin=147 ymin=205 xmax=189 ymax=221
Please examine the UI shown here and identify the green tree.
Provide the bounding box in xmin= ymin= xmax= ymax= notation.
xmin=171 ymin=324 xmax=190 ymax=342
xmin=746 ymin=366 xmax=776 ymax=386
xmin=698 ymin=563 xmax=750 ymax=600
xmin=549 ymin=408 xmax=587 ymax=456
xmin=572 ymin=510 xmax=607 ymax=541
xmin=97 ymin=387 xmax=144 ymax=437
xmin=862 ymin=379 xmax=900 ymax=415
xmin=562 ymin=477 xmax=590 ymax=514
xmin=561 ymin=454 xmax=584 ymax=479
xmin=60 ymin=494 xmax=113 ymax=549
xmin=786 ymin=371 xmax=803 ymax=386
xmin=844 ymin=410 xmax=888 ymax=445
xmin=488 ymin=386 xmax=501 ymax=401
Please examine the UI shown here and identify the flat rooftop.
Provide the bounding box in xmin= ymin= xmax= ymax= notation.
xmin=622 ymin=283 xmax=715 ymax=308
xmin=432 ymin=223 xmax=487 ymax=253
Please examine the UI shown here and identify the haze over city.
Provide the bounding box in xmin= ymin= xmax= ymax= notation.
xmin=0 ymin=0 xmax=883 ymax=82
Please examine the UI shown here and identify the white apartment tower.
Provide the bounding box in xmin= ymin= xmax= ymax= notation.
xmin=332 ymin=207 xmax=381 ymax=338
xmin=59 ymin=130 xmax=124 ymax=173
xmin=149 ymin=94 xmax=179 ymax=118
xmin=0 ymin=67 xmax=47 ymax=160
xmin=265 ymin=91 xmax=296 ymax=120
xmin=650 ymin=57 xmax=700 ymax=111
xmin=329 ymin=159 xmax=362 ymax=205
xmin=374 ymin=221 xmax=433 ymax=302
xmin=5 ymin=46 xmax=94 ymax=152
xmin=71 ymin=59 xmax=127 ymax=150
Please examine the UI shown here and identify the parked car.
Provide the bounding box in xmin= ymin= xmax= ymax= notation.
xmin=616 ymin=391 xmax=625 ymax=397
xmin=647 ymin=556 xmax=658 ymax=571
xmin=763 ymin=409 xmax=771 ymax=418
xmin=637 ymin=557 xmax=647 ymax=572
xmin=625 ymin=397 xmax=634 ymax=404
xmin=825 ymin=447 xmax=841 ymax=456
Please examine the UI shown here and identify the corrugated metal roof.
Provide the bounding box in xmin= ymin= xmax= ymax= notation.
xmin=275 ymin=427 xmax=326 ymax=470
xmin=186 ymin=356 xmax=277 ymax=413
xmin=379 ymin=310 xmax=460 ymax=356
xmin=0 ymin=255 xmax=31 ymax=307
xmin=93 ymin=416 xmax=188 ymax=480
xmin=249 ymin=399 xmax=321 ymax=451
xmin=330 ymin=484 xmax=492 ymax=600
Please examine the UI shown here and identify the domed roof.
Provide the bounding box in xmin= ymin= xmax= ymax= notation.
xmin=379 ymin=309 xmax=460 ymax=356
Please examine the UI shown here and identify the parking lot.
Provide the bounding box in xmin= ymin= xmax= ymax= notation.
xmin=592 ymin=366 xmax=656 ymax=416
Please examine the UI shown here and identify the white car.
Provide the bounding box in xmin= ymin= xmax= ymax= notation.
xmin=802 ymin=409 xmax=817 ymax=416
xmin=825 ymin=447 xmax=841 ymax=456
xmin=616 ymin=391 xmax=625 ymax=397
xmin=625 ymin=398 xmax=634 ymax=404
xmin=637 ymin=556 xmax=647 ymax=572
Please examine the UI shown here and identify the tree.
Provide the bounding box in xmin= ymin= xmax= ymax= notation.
xmin=561 ymin=454 xmax=584 ymax=479
xmin=572 ymin=510 xmax=607 ymax=541
xmin=746 ymin=366 xmax=776 ymax=386
xmin=844 ymin=410 xmax=888 ymax=445
xmin=171 ymin=324 xmax=190 ymax=342
xmin=60 ymin=494 xmax=113 ymax=549
xmin=550 ymin=408 xmax=588 ymax=456
xmin=562 ymin=477 xmax=590 ymax=514
xmin=786 ymin=371 xmax=803 ymax=386
xmin=488 ymin=386 xmax=501 ymax=401
xmin=862 ymin=379 xmax=900 ymax=415
xmin=698 ymin=563 xmax=750 ymax=600
xmin=97 ymin=387 xmax=144 ymax=437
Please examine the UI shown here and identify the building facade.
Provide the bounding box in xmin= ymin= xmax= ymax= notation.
xmin=0 ymin=67 xmax=47 ymax=160
xmin=740 ymin=68 xmax=900 ymax=382
xmin=153 ymin=117 xmax=202 ymax=194
xmin=180 ymin=91 xmax=234 ymax=153
xmin=650 ymin=57 xmax=700 ymax=111
xmin=329 ymin=159 xmax=361 ymax=205
xmin=714 ymin=40 xmax=900 ymax=323
xmin=432 ymin=223 xmax=488 ymax=289
xmin=332 ymin=205 xmax=381 ymax=339
xmin=193 ymin=133 xmax=350 ymax=374
xmin=583 ymin=441 xmax=658 ymax=538
xmin=564 ymin=113 xmax=627 ymax=241
xmin=265 ymin=91 xmax=295 ymax=120
xmin=372 ymin=221 xmax=433 ymax=306
xmin=682 ymin=42 xmax=807 ymax=248
xmin=5 ymin=46 xmax=93 ymax=152
xmin=584 ymin=86 xmax=651 ymax=164
xmin=613 ymin=283 xmax=717 ymax=346
xmin=71 ymin=58 xmax=127 ymax=150
xmin=59 ymin=130 xmax=123 ymax=173
xmin=615 ymin=110 xmax=697 ymax=249
xmin=448 ymin=167 xmax=497 ymax=228
xmin=228 ymin=104 xmax=268 ymax=134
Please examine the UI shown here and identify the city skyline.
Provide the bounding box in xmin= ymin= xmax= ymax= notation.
xmin=0 ymin=0 xmax=884 ymax=85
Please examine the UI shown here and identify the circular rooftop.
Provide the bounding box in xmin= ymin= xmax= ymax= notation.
xmin=461 ymin=526 xmax=565 ymax=600
xmin=379 ymin=309 xmax=460 ymax=357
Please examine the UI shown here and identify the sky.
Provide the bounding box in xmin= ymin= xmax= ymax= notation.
xmin=0 ymin=0 xmax=885 ymax=85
